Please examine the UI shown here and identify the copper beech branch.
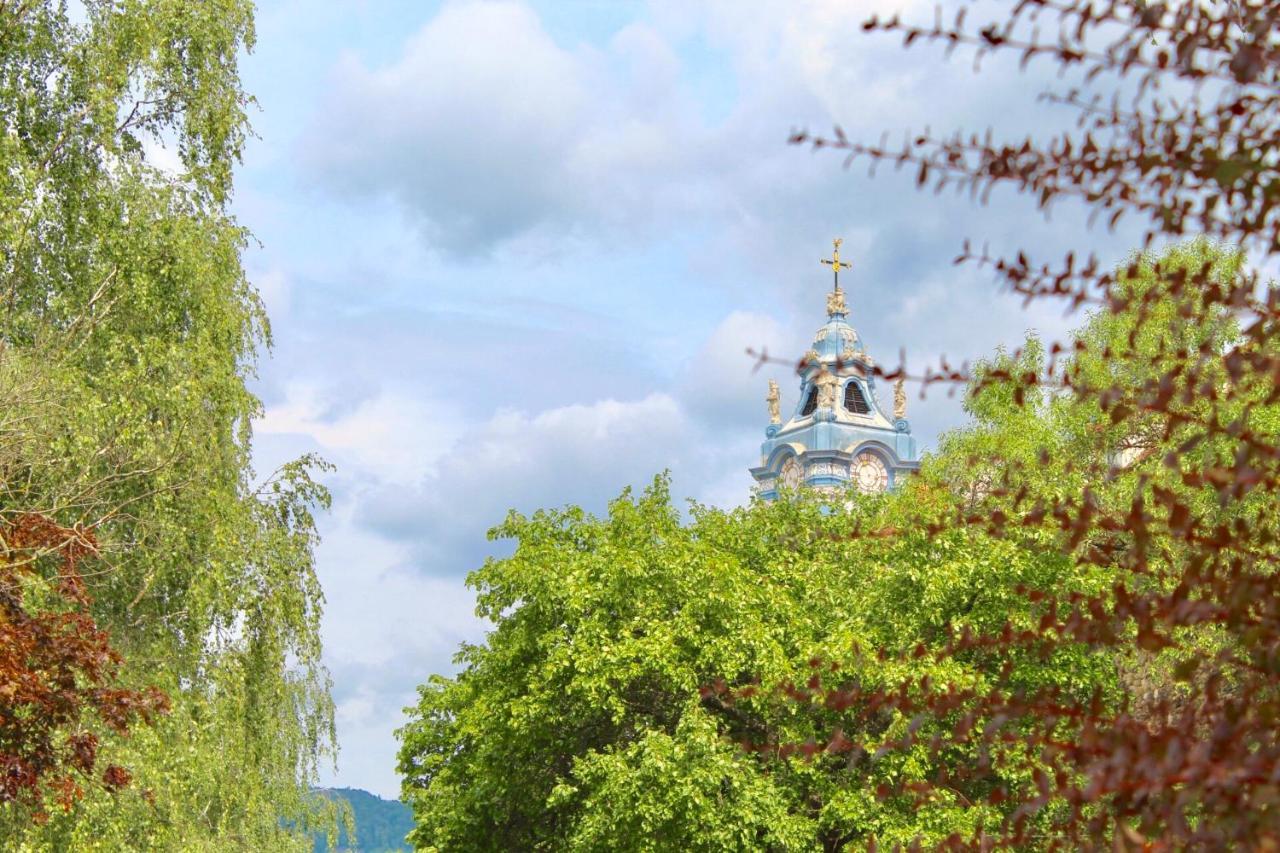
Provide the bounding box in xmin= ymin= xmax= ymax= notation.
xmin=711 ymin=1 xmax=1280 ymax=846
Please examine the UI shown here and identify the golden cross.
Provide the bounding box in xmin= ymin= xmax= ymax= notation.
xmin=821 ymin=238 xmax=852 ymax=290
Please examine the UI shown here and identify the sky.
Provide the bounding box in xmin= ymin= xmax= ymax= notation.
xmin=234 ymin=0 xmax=1145 ymax=799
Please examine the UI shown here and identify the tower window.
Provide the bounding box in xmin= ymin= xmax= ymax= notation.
xmin=800 ymin=387 xmax=817 ymax=416
xmin=844 ymin=381 xmax=870 ymax=414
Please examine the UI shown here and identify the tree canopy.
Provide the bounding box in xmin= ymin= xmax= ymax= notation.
xmin=0 ymin=1 xmax=338 ymax=848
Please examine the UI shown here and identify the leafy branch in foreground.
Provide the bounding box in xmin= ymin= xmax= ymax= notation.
xmin=0 ymin=511 xmax=168 ymax=818
xmin=748 ymin=1 xmax=1280 ymax=847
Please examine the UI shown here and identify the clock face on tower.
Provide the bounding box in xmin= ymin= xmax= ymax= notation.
xmin=779 ymin=457 xmax=803 ymax=489
xmin=852 ymin=451 xmax=889 ymax=494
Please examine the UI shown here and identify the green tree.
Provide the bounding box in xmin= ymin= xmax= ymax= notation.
xmin=0 ymin=1 xmax=338 ymax=848
xmin=397 ymin=459 xmax=1111 ymax=849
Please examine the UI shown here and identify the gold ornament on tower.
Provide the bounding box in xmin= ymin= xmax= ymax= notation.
xmin=821 ymin=238 xmax=851 ymax=316
xmin=766 ymin=379 xmax=781 ymax=424
xmin=894 ymin=377 xmax=907 ymax=420
xmin=826 ymin=287 xmax=847 ymax=316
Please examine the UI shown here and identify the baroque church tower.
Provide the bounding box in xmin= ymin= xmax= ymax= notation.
xmin=751 ymin=240 xmax=919 ymax=498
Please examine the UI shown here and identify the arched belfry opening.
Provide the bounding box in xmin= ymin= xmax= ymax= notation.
xmin=844 ymin=381 xmax=870 ymax=415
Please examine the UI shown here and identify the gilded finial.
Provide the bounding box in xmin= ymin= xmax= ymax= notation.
xmin=894 ymin=377 xmax=907 ymax=420
xmin=821 ymin=238 xmax=851 ymax=316
xmin=826 ymin=287 xmax=847 ymax=316
xmin=766 ymin=379 xmax=781 ymax=424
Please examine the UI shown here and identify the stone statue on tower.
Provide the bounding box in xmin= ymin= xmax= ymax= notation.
xmin=815 ymin=370 xmax=838 ymax=410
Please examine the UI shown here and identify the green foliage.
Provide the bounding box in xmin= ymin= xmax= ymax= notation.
xmin=0 ymin=1 xmax=336 ymax=848
xmin=397 ymin=466 xmax=1111 ymax=848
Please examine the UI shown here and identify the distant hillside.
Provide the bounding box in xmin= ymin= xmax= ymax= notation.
xmin=313 ymin=788 xmax=413 ymax=852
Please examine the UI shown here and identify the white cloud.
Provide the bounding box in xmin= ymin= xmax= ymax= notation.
xmin=299 ymin=0 xmax=1131 ymax=315
xmin=308 ymin=497 xmax=487 ymax=798
xmin=357 ymin=392 xmax=691 ymax=569
xmin=304 ymin=1 xmax=590 ymax=253
xmin=679 ymin=310 xmax=790 ymax=429
xmin=255 ymin=382 xmax=464 ymax=485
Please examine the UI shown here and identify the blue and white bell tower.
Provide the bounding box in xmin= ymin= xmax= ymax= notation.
xmin=751 ymin=240 xmax=919 ymax=498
